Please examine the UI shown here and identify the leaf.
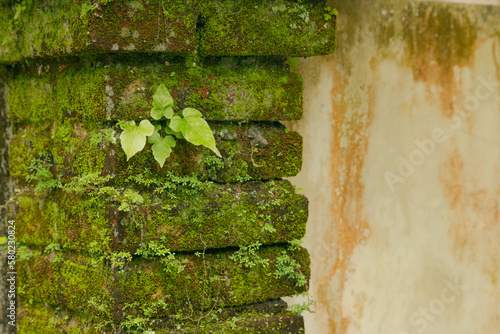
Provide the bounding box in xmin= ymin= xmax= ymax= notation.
xmin=119 ymin=120 xmax=154 ymax=160
xmin=164 ymin=126 xmax=184 ymax=139
xmin=169 ymin=108 xmax=221 ymax=157
xmin=151 ymin=135 xmax=176 ymax=168
xmin=150 ymin=84 xmax=174 ymax=120
xmin=147 ymin=125 xmax=163 ymax=144
xmin=324 ymin=13 xmax=331 ymax=21
xmin=332 ymin=8 xmax=339 ymax=16
xmin=147 ymin=125 xmax=177 ymax=167
xmin=0 ymin=237 xmax=7 ymax=245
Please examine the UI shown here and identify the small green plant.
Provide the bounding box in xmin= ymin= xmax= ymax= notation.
xmin=80 ymin=0 xmax=115 ymax=18
xmin=43 ymin=242 xmax=63 ymax=262
xmin=323 ymin=6 xmax=338 ymax=21
xmin=17 ymin=245 xmax=33 ymax=261
xmin=135 ymin=240 xmax=186 ymax=274
xmin=229 ymin=242 xmax=269 ymax=269
xmin=25 ymin=155 xmax=62 ymax=194
xmin=110 ymin=251 xmax=132 ymax=270
xmin=271 ymin=2 xmax=287 ymax=12
xmin=290 ymin=292 xmax=314 ymax=315
xmin=119 ymin=84 xmax=221 ymax=168
xmin=62 ymin=172 xmax=144 ymax=213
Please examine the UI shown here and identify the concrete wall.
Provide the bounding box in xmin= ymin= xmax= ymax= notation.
xmin=285 ymin=1 xmax=500 ymax=333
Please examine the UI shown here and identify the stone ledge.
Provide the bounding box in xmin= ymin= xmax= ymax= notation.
xmin=10 ymin=122 xmax=303 ymax=184
xmin=0 ymin=0 xmax=336 ymax=62
xmin=8 ymin=59 xmax=303 ymax=122
xmin=18 ymin=244 xmax=310 ymax=323
xmin=15 ymin=180 xmax=308 ymax=252
xmin=18 ymin=298 xmax=305 ymax=333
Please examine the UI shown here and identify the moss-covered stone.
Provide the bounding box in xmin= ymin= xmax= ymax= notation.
xmin=10 ymin=121 xmax=302 ymax=185
xmin=15 ymin=179 xmax=307 ymax=252
xmin=199 ymin=0 xmax=337 ymax=56
xmin=1 ymin=0 xmax=336 ymax=63
xmin=18 ymin=300 xmax=94 ymax=334
xmin=0 ymin=5 xmax=21 ymax=63
xmin=18 ymin=244 xmax=310 ymax=323
xmin=18 ymin=298 xmax=305 ymax=333
xmin=0 ymin=0 xmax=197 ymax=63
xmin=7 ymin=58 xmax=303 ymax=123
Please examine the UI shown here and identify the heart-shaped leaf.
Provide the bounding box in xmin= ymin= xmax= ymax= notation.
xmin=119 ymin=120 xmax=154 ymax=160
xmin=151 ymin=84 xmax=174 ymax=120
xmin=169 ymin=108 xmax=221 ymax=157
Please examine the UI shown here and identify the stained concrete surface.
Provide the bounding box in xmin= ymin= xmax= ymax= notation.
xmin=285 ymin=1 xmax=500 ymax=333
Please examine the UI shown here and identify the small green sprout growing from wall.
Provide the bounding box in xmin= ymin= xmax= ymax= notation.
xmin=119 ymin=84 xmax=221 ymax=168
xmin=323 ymin=6 xmax=338 ymax=21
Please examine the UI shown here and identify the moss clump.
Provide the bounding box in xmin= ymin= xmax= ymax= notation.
xmin=0 ymin=4 xmax=21 ymax=63
xmin=15 ymin=179 xmax=308 ymax=253
xmin=198 ymin=0 xmax=337 ymax=56
xmin=18 ymin=244 xmax=310 ymax=323
xmin=18 ymin=298 xmax=305 ymax=333
xmin=7 ymin=59 xmax=303 ymax=123
xmin=18 ymin=299 xmax=95 ymax=334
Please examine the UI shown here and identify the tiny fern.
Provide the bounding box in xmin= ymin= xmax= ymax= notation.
xmin=119 ymin=84 xmax=221 ymax=168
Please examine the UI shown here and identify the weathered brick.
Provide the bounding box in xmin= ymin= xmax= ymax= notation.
xmin=0 ymin=0 xmax=197 ymax=62
xmin=0 ymin=0 xmax=337 ymax=63
xmin=8 ymin=60 xmax=303 ymax=122
xmin=18 ymin=298 xmax=305 ymax=333
xmin=18 ymin=245 xmax=310 ymax=323
xmin=10 ymin=122 xmax=302 ymax=184
xmin=15 ymin=180 xmax=307 ymax=252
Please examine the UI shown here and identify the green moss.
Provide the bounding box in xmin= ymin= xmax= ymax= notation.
xmin=0 ymin=0 xmax=197 ymax=63
xmin=1 ymin=0 xmax=337 ymax=63
xmin=198 ymin=0 xmax=337 ymax=56
xmin=18 ymin=244 xmax=309 ymax=323
xmin=10 ymin=121 xmax=302 ymax=185
xmin=18 ymin=298 xmax=305 ymax=333
xmin=18 ymin=299 xmax=95 ymax=334
xmin=0 ymin=4 xmax=21 ymax=63
xmin=8 ymin=59 xmax=303 ymax=123
xmin=15 ymin=179 xmax=307 ymax=253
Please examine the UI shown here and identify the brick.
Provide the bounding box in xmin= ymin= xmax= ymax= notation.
xmin=8 ymin=59 xmax=303 ymax=122
xmin=10 ymin=122 xmax=302 ymax=184
xmin=18 ymin=245 xmax=310 ymax=323
xmin=15 ymin=180 xmax=307 ymax=252
xmin=0 ymin=0 xmax=197 ymax=63
xmin=0 ymin=0 xmax=337 ymax=62
xmin=18 ymin=298 xmax=305 ymax=333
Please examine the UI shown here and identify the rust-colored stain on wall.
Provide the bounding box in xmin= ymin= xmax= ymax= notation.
xmin=321 ymin=55 xmax=373 ymax=333
xmin=440 ymin=142 xmax=500 ymax=281
xmin=303 ymin=1 xmax=500 ymax=333
xmin=402 ymin=4 xmax=477 ymax=119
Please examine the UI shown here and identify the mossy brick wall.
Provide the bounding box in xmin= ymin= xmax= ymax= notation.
xmin=0 ymin=0 xmax=336 ymax=333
